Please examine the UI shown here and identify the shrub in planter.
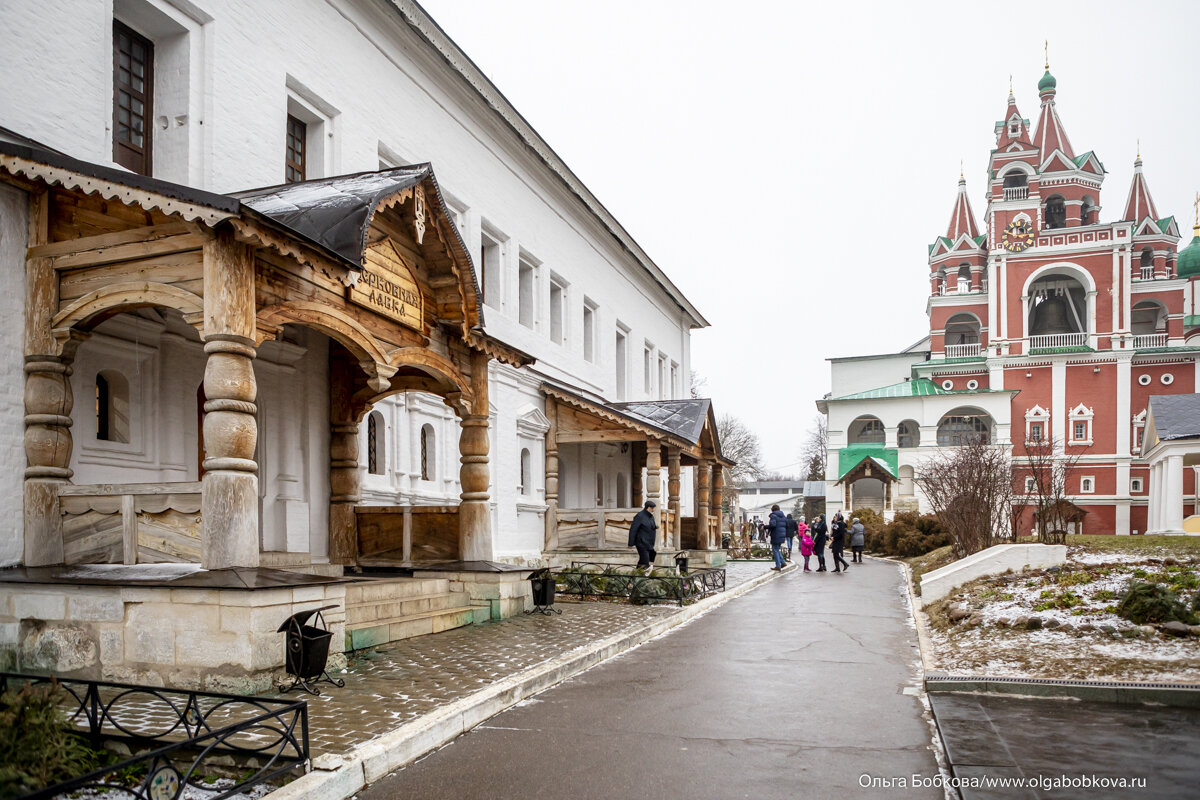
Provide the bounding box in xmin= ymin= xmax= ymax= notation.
xmin=1116 ymin=582 xmax=1198 ymax=625
xmin=0 ymin=681 xmax=104 ymax=796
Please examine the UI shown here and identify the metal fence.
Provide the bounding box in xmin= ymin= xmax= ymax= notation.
xmin=554 ymin=562 xmax=725 ymax=606
xmin=1 ymin=672 xmax=308 ymax=800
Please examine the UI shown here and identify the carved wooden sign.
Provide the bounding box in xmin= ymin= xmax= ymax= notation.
xmin=351 ymin=241 xmax=423 ymax=330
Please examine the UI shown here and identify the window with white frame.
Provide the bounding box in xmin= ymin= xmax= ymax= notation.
xmin=480 ymin=226 xmax=504 ymax=308
xmin=549 ymin=275 xmax=566 ymax=345
xmin=1080 ymin=476 xmax=1095 ymax=494
xmin=582 ymin=299 xmax=597 ymax=363
xmin=519 ymin=447 xmax=530 ymax=495
xmin=1068 ymin=403 xmax=1093 ymax=445
xmin=1130 ymin=477 xmax=1144 ymax=493
xmin=643 ymin=343 xmax=653 ymax=395
xmin=420 ymin=423 xmax=435 ymax=482
xmin=367 ymin=410 xmax=385 ymax=475
xmin=518 ymin=254 xmax=536 ymax=328
xmin=95 ymin=370 xmax=131 ymax=443
xmin=516 ymin=406 xmax=549 ymax=500
xmin=1024 ymin=476 xmax=1037 ymax=493
xmin=285 ymin=76 xmax=339 ymax=182
xmin=670 ymin=361 xmax=679 ymax=398
xmin=657 ymin=354 xmax=667 ymax=400
xmin=1025 ymin=405 xmax=1050 ymax=444
xmin=1131 ymin=410 xmax=1146 ymax=454
xmin=614 ymin=326 xmax=628 ymax=400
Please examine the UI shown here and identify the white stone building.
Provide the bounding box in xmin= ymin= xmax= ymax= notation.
xmin=0 ymin=0 xmax=720 ymax=687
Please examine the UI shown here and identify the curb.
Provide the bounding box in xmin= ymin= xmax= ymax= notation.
xmin=268 ymin=565 xmax=785 ymax=800
xmin=925 ymin=674 xmax=1200 ymax=708
xmin=897 ymin=558 xmax=938 ymax=673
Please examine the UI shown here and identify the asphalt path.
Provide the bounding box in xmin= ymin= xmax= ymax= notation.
xmin=361 ymin=558 xmax=940 ymax=799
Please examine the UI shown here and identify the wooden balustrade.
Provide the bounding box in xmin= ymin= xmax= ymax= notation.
xmin=58 ymin=482 xmax=202 ymax=565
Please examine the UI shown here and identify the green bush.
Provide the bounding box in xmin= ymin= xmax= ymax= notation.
xmin=0 ymin=681 xmax=104 ymax=797
xmin=1115 ymin=582 xmax=1198 ymax=625
xmin=862 ymin=512 xmax=952 ymax=558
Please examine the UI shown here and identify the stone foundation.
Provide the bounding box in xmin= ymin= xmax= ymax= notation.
xmin=411 ymin=570 xmax=533 ymax=621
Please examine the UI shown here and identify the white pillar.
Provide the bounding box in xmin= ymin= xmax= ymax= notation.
xmin=1164 ymin=455 xmax=1185 ymax=533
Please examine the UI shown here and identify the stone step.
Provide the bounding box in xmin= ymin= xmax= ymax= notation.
xmin=345 ymin=592 xmax=471 ymax=626
xmin=344 ymin=606 xmax=481 ymax=651
xmin=344 ymin=578 xmax=450 ymax=604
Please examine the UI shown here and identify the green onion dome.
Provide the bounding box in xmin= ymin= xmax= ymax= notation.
xmin=1038 ymin=69 xmax=1057 ymax=93
xmin=1178 ymin=226 xmax=1200 ymax=278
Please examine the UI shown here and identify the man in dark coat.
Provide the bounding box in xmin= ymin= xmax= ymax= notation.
xmin=767 ymin=505 xmax=789 ymax=570
xmin=785 ymin=513 xmax=799 ymax=557
xmin=830 ymin=511 xmax=850 ymax=572
xmin=628 ymin=500 xmax=658 ymax=571
xmin=811 ymin=514 xmax=828 ymax=572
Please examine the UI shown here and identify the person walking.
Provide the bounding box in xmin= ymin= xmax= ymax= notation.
xmin=850 ymin=517 xmax=866 ymax=563
xmin=830 ymin=512 xmax=850 ymax=573
xmin=799 ymin=526 xmax=815 ymax=572
xmin=767 ymin=505 xmax=789 ymax=571
xmin=627 ymin=500 xmax=658 ymax=571
xmin=810 ymin=514 xmax=828 ymax=572
xmin=785 ymin=513 xmax=799 ymax=559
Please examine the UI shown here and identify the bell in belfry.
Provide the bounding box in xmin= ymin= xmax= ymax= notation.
xmin=1030 ymin=294 xmax=1074 ymax=335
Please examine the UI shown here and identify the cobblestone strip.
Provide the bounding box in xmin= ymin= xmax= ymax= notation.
xmin=267 ymin=561 xmax=781 ymax=800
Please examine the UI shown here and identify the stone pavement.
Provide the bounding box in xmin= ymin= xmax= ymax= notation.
xmin=360 ymin=557 xmax=939 ymax=799
xmin=273 ymin=560 xmax=773 ymax=757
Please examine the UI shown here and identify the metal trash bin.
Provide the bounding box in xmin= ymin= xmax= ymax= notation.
xmin=277 ymin=604 xmax=346 ymax=695
xmin=526 ymin=568 xmax=560 ymax=615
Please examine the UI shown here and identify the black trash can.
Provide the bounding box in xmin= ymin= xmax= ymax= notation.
xmin=526 ymin=568 xmax=560 ymax=615
xmin=675 ymin=555 xmax=690 ymax=575
xmin=277 ymin=604 xmax=345 ymax=695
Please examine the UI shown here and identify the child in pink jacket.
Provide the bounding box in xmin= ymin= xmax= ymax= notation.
xmin=798 ymin=521 xmax=815 ymax=572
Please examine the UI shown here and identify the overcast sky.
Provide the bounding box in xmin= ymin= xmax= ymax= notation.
xmin=419 ymin=0 xmax=1200 ymax=473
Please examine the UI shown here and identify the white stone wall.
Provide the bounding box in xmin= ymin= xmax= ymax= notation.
xmin=0 ymin=184 xmax=27 ymax=567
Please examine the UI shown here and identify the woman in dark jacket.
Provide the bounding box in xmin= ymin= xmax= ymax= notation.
xmin=810 ymin=515 xmax=828 ymax=572
xmin=830 ymin=512 xmax=850 ymax=573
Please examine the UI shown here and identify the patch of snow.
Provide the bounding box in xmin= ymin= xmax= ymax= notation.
xmin=1068 ymin=550 xmax=1160 ymax=566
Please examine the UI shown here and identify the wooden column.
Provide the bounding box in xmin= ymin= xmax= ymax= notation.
xmin=458 ymin=349 xmax=492 ymax=561
xmin=666 ymin=447 xmax=681 ymax=550
xmin=696 ymin=462 xmax=711 ymax=550
xmin=645 ymin=440 xmax=662 ymax=538
xmin=23 ymin=190 xmax=72 ymax=566
xmin=711 ymin=466 xmax=725 ymax=549
xmin=632 ymin=441 xmax=645 ymax=507
xmin=200 ymin=229 xmax=260 ymax=569
xmin=544 ymin=397 xmax=559 ymax=551
xmin=328 ymin=348 xmax=362 ymax=565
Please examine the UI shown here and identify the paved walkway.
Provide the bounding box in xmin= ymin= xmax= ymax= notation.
xmin=361 ymin=558 xmax=938 ymax=799
xmin=280 ymin=560 xmax=772 ymax=756
xmin=932 ymin=692 xmax=1200 ymax=799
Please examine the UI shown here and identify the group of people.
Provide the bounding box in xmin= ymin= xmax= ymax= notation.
xmin=763 ymin=507 xmax=865 ymax=573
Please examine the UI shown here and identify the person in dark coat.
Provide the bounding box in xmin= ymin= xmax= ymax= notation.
xmin=810 ymin=515 xmax=828 ymax=572
xmin=785 ymin=513 xmax=799 ymax=557
xmin=627 ymin=500 xmax=658 ymax=571
xmin=767 ymin=505 xmax=789 ymax=570
xmin=830 ymin=511 xmax=850 ymax=572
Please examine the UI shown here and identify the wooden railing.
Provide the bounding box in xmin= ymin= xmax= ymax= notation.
xmin=356 ymin=506 xmax=459 ymax=564
xmin=555 ymin=507 xmax=677 ymax=550
xmin=58 ymin=482 xmax=202 ymax=564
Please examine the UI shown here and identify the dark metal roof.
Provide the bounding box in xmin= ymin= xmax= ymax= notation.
xmin=234 ymin=166 xmax=431 ymax=267
xmin=1148 ymin=393 xmax=1200 ymax=441
xmin=607 ymin=399 xmax=711 ymax=445
xmin=0 ymin=125 xmax=240 ymax=213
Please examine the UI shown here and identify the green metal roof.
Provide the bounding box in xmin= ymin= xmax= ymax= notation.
xmin=837 ymin=445 xmax=899 ymax=482
xmin=1184 ymin=314 xmax=1200 ymax=327
xmin=831 ymin=378 xmax=948 ymax=401
xmin=1156 ymin=216 xmax=1175 ymax=234
xmin=973 ymin=234 xmax=987 ymax=247
xmin=1177 ymin=230 xmax=1200 ymax=278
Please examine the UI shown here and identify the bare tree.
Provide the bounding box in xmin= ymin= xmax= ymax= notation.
xmin=716 ymin=412 xmax=763 ymax=485
xmin=800 ymin=415 xmax=828 ymax=481
xmin=1017 ymin=438 xmax=1087 ymax=544
xmin=915 ymin=437 xmax=1015 ymax=558
xmin=689 ymin=370 xmax=709 ymax=399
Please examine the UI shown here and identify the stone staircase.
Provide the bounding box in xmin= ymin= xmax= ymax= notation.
xmin=343 ymin=576 xmax=486 ymax=651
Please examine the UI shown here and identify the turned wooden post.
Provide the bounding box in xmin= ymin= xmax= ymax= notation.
xmin=328 ymin=351 xmax=361 ymax=565
xmin=458 ymin=349 xmax=492 ymax=561
xmin=645 ymin=440 xmax=662 ymax=542
xmin=667 ymin=447 xmax=681 ymax=550
xmin=200 ymin=229 xmax=259 ymax=569
xmin=544 ymin=397 xmax=559 ymax=551
xmin=632 ymin=441 xmax=645 ymax=508
xmin=710 ymin=466 xmax=725 ymax=549
xmin=23 ymin=190 xmax=71 ymax=566
xmin=696 ymin=462 xmax=712 ymax=550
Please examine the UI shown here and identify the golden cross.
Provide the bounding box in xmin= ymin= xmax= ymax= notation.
xmin=1009 ymin=73 xmax=1013 ymax=94
xmin=1044 ymin=40 xmax=1049 ymax=70
xmin=1194 ymin=191 xmax=1199 ymax=227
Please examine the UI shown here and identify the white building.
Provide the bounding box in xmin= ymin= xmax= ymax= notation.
xmin=0 ymin=0 xmax=719 ymax=688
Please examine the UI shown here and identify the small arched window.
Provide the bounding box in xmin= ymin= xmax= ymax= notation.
xmin=897 ymin=420 xmax=920 ymax=449
xmin=1044 ymin=195 xmax=1066 ymax=229
xmin=1080 ymin=197 xmax=1093 ymax=225
xmin=420 ymin=423 xmax=435 ymax=481
xmin=956 ymin=265 xmax=971 ymax=293
xmin=95 ymin=370 xmax=130 ymax=443
xmin=367 ymin=411 xmax=385 ymax=475
xmin=595 ymin=473 xmax=605 ymax=507
xmin=519 ymin=447 xmax=531 ymax=495
xmin=1139 ymin=247 xmax=1154 ymax=279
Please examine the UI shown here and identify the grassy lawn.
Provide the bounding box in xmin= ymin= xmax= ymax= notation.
xmin=1068 ymin=534 xmax=1200 ymax=557
xmin=906 ymin=545 xmax=955 ymax=595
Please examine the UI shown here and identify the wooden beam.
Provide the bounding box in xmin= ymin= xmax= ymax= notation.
xmin=555 ymin=430 xmax=647 ymax=444
xmin=28 ymin=221 xmax=192 ymax=259
xmin=48 ymin=232 xmax=206 ymax=271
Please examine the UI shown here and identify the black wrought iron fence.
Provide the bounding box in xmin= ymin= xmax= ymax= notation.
xmin=0 ymin=672 xmax=308 ymax=800
xmin=554 ymin=562 xmax=725 ymax=606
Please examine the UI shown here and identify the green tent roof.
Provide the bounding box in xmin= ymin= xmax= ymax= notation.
xmin=837 ymin=445 xmax=899 ymax=482
xmin=1156 ymin=216 xmax=1175 ymax=234
xmin=832 ymin=378 xmax=948 ymax=401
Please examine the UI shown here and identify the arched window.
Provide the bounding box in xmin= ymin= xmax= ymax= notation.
xmin=595 ymin=473 xmax=605 ymax=507
xmin=1044 ymin=195 xmax=1066 ymax=229
xmin=367 ymin=411 xmax=385 ymax=475
xmin=1080 ymin=196 xmax=1093 ymax=225
xmin=1028 ymin=274 xmax=1087 ymax=337
xmin=945 ymin=313 xmax=981 ymax=345
xmin=1002 ymin=172 xmax=1028 ymax=188
xmin=897 ymin=420 xmax=920 ymax=449
xmin=519 ymin=447 xmax=531 ymax=495
xmin=616 ymin=473 xmax=627 ymax=507
xmin=1139 ymin=247 xmax=1154 ymax=280
xmin=849 ymin=417 xmax=885 ymax=444
xmin=95 ymin=370 xmax=130 ymax=443
xmin=956 ymin=265 xmax=971 ymax=293
xmin=937 ymin=409 xmax=993 ymax=446
xmin=420 ymin=424 xmax=435 ymax=481
xmin=898 ymin=465 xmax=915 ymax=496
